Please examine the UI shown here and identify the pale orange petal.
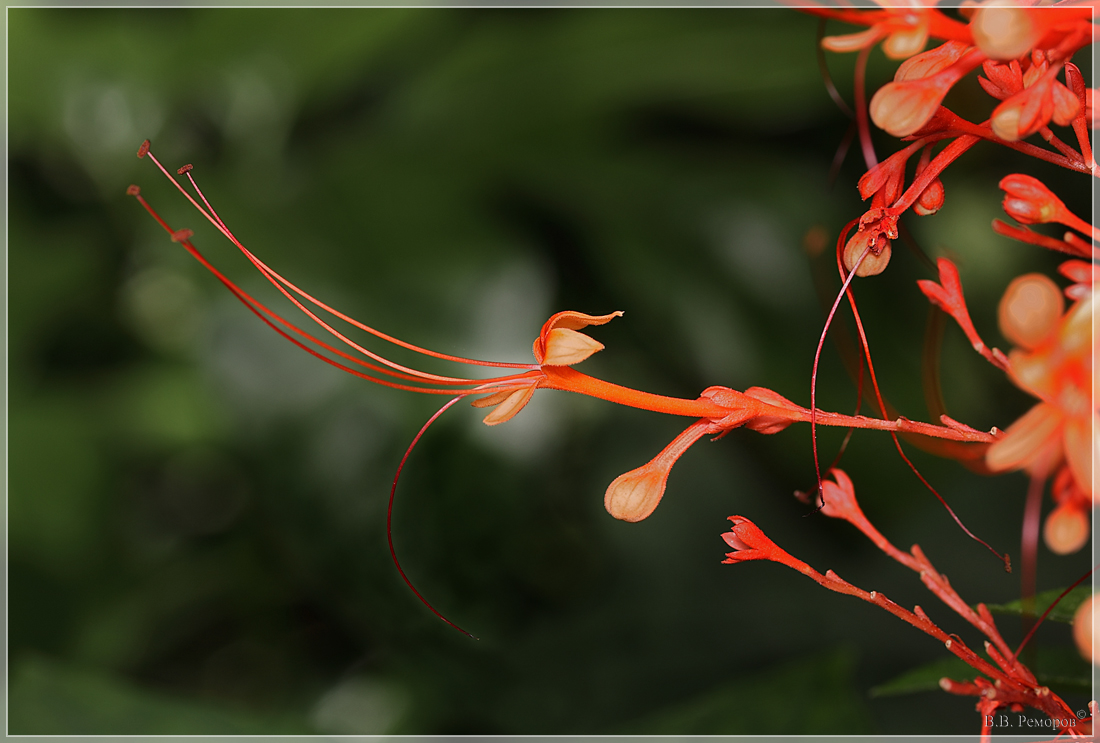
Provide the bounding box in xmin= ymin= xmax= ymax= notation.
xmin=986 ymin=403 xmax=1064 ymax=472
xmin=543 ymin=310 xmax=624 ymax=333
xmin=534 ymin=310 xmax=623 ymax=364
xmin=480 ymin=385 xmax=536 ymax=426
xmin=1073 ymin=594 xmax=1099 ymax=666
xmin=821 ymin=27 xmax=882 ymax=54
xmin=882 ymin=24 xmax=929 ymax=61
xmin=1063 ymin=411 xmax=1098 ymax=502
xmin=540 ymin=328 xmax=605 ymax=366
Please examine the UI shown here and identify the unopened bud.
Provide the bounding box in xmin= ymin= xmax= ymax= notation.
xmin=913 ymin=178 xmax=945 ymax=216
xmin=1073 ymin=594 xmax=1098 ymax=666
xmin=869 ymin=75 xmax=953 ymax=137
xmin=894 ymin=40 xmax=970 ymax=82
xmin=842 ymin=229 xmax=892 ymax=277
xmin=971 ymin=2 xmax=1038 ymax=61
xmin=998 ymin=273 xmax=1063 ymax=349
xmin=999 ymin=174 xmax=1062 ymax=224
xmin=1043 ymin=503 xmax=1089 ymax=555
xmin=881 ymin=23 xmax=929 ymax=61
xmin=604 ymin=464 xmax=669 ymax=523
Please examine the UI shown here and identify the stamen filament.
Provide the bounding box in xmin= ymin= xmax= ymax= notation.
xmin=140 ymin=143 xmax=536 ymax=385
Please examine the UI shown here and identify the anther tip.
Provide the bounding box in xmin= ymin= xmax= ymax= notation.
xmin=177 ymin=164 xmax=193 ymax=175
xmin=126 ymin=184 xmax=140 ymax=196
xmin=170 ymin=228 xmax=194 ymax=243
xmin=137 ymin=139 xmax=150 ymax=158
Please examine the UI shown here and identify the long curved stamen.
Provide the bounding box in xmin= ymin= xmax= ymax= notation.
xmin=811 ymin=219 xmax=865 ymax=508
xmin=129 ymin=187 xmax=533 ymax=395
xmin=139 ymin=143 xmax=536 ymax=386
xmin=387 ymin=396 xmax=478 ymax=639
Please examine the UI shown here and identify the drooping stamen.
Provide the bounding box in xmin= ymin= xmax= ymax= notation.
xmin=387 ymin=395 xmax=478 ymax=639
xmin=810 ymin=220 xmax=865 ymax=508
xmin=842 ymin=257 xmax=1010 ymax=570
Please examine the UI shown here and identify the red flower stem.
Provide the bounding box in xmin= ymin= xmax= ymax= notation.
xmin=1039 ymin=126 xmax=1085 ymax=163
xmin=1058 ymin=209 xmax=1100 ymax=243
xmin=1071 ymin=116 xmax=1095 ymax=170
xmin=992 ymin=219 xmax=1098 ymax=259
xmin=912 ymin=116 xmax=1095 ymax=175
xmin=854 ymin=43 xmax=877 ymax=169
xmin=1019 ymin=472 xmax=1045 ymax=643
xmin=892 ymin=135 xmax=980 ymax=214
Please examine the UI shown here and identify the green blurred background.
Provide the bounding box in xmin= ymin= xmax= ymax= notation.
xmin=8 ymin=7 xmax=1093 ymax=735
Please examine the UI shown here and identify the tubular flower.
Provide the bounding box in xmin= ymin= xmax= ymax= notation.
xmin=986 ymin=276 xmax=1098 ymax=501
xmin=131 ymin=141 xmax=1004 ymax=531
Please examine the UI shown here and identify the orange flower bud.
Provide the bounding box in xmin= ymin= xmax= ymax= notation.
xmin=971 ymin=1 xmax=1040 ymax=61
xmin=998 ymin=273 xmax=1063 ymax=349
xmin=894 ymin=40 xmax=970 ymax=82
xmin=842 ymin=229 xmax=892 ymax=277
xmin=999 ymin=174 xmax=1063 ymax=224
xmin=870 ymin=75 xmax=954 ymax=137
xmin=1073 ymin=593 xmax=1099 ymax=666
xmin=882 ymin=22 xmax=929 ymax=61
xmin=604 ymin=420 xmax=710 ymax=522
xmin=913 ymin=178 xmax=945 ymax=216
xmin=1043 ymin=502 xmax=1089 ymax=555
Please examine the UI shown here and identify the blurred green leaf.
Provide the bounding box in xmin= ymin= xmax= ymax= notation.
xmin=9 ymin=656 xmax=314 ymax=734
xmin=984 ymin=586 xmax=1092 ymax=625
xmin=616 ymin=649 xmax=875 ymax=734
xmin=872 ymin=646 xmax=1093 ymax=698
xmin=870 ymin=656 xmax=973 ymax=697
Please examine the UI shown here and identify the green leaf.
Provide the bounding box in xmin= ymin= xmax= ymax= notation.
xmin=872 ymin=646 xmax=1093 ymax=698
xmin=984 ymin=586 xmax=1092 ymax=624
xmin=616 ymin=649 xmax=876 ymax=734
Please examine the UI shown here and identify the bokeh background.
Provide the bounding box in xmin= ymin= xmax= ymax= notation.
xmin=8 ymin=7 xmax=1093 ymax=735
